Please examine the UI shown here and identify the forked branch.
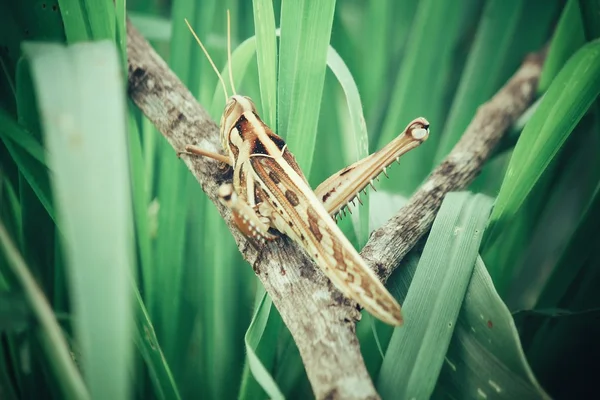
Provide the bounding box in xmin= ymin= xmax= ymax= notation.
xmin=126 ymin=20 xmax=544 ymax=400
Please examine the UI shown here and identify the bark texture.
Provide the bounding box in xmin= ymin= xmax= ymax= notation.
xmin=126 ymin=21 xmax=544 ymax=400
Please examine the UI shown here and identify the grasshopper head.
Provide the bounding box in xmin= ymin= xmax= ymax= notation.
xmin=220 ymin=95 xmax=259 ymax=153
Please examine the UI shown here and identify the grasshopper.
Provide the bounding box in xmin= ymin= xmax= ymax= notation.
xmin=181 ymin=14 xmax=429 ymax=326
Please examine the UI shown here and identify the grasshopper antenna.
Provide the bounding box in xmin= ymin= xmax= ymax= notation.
xmin=227 ymin=10 xmax=237 ymax=95
xmin=184 ymin=18 xmax=229 ymax=100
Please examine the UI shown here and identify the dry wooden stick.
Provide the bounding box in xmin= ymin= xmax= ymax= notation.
xmin=126 ymin=20 xmax=543 ymax=400
xmin=362 ymin=52 xmax=545 ymax=282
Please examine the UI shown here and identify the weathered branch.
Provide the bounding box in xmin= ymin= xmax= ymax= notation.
xmin=362 ymin=52 xmax=545 ymax=282
xmin=126 ymin=20 xmax=543 ymax=400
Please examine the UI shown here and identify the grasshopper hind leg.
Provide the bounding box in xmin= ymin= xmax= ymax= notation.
xmin=315 ymin=117 xmax=429 ymax=218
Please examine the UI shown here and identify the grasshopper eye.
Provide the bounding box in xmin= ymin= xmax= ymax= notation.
xmin=243 ymin=96 xmax=257 ymax=113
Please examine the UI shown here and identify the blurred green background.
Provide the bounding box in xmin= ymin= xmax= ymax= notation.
xmin=0 ymin=0 xmax=599 ymax=399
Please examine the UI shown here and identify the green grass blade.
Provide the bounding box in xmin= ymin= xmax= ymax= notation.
xmin=359 ymin=1 xmax=394 ymax=118
xmin=0 ymin=109 xmax=45 ymax=164
xmin=170 ymin=0 xmax=217 ymax=103
xmin=239 ymin=290 xmax=284 ymax=400
xmin=129 ymin=13 xmax=172 ymax=42
xmin=0 ymin=335 xmax=19 ymax=400
xmin=434 ymin=0 xmax=525 ymax=162
xmin=538 ymin=0 xmax=586 ymax=92
xmin=579 ymin=0 xmax=600 ymax=40
xmin=0 ymin=136 xmax=54 ymax=222
xmin=24 ymin=41 xmax=133 ymax=400
xmin=151 ymin=141 xmax=189 ymax=353
xmin=277 ymin=0 xmax=336 ymax=175
xmin=210 ymin=36 xmax=258 ymax=118
xmin=196 ymin=204 xmax=245 ymax=400
xmin=376 ymin=0 xmax=478 ymax=194
xmin=484 ymin=39 xmax=600 ymax=250
xmin=325 ymin=46 xmax=370 ymax=246
xmin=14 ymin=55 xmax=57 ymax=307
xmin=252 ymin=0 xmax=277 ymax=126
xmin=0 ymin=172 xmax=22 ymax=241
xmin=57 ymin=0 xmax=90 ymax=42
xmin=114 ymin=0 xmax=127 ymax=65
xmin=377 ymin=192 xmax=493 ymax=399
xmin=78 ymin=0 xmax=116 ymax=41
xmin=58 ymin=0 xmax=116 ymax=43
xmin=0 ymin=221 xmax=89 ymax=400
xmin=273 ymin=328 xmax=312 ymax=398
xmin=133 ymin=288 xmax=182 ymax=400
xmin=499 ymin=116 xmax=600 ymax=308
xmin=126 ymin=112 xmax=155 ymax=317
xmin=171 ymin=4 xmax=252 ymax=398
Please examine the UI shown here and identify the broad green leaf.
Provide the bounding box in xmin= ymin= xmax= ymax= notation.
xmin=518 ymin=299 xmax=600 ymax=397
xmin=24 ymin=41 xmax=133 ymax=400
xmin=433 ymin=257 xmax=549 ymax=399
xmin=377 ymin=192 xmax=493 ymax=399
xmin=513 ymin=307 xmax=600 ymax=351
